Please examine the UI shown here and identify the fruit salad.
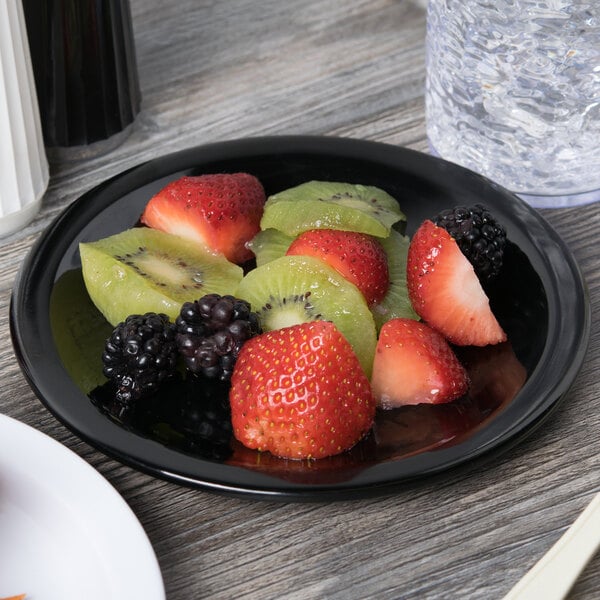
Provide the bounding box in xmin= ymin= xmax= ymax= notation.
xmin=78 ymin=171 xmax=517 ymax=461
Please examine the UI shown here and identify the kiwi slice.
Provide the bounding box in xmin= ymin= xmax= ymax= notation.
xmin=235 ymin=255 xmax=377 ymax=376
xmin=80 ymin=227 xmax=243 ymax=326
xmin=50 ymin=268 xmax=114 ymax=394
xmin=371 ymin=229 xmax=419 ymax=329
xmin=247 ymin=228 xmax=293 ymax=267
xmin=261 ymin=181 xmax=405 ymax=238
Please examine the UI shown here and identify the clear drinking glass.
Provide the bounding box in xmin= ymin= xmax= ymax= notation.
xmin=425 ymin=0 xmax=600 ymax=208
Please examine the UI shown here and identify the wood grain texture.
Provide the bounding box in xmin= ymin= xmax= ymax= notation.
xmin=2 ymin=1 xmax=599 ymax=598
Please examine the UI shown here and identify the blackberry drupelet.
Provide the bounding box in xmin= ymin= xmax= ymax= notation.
xmin=175 ymin=293 xmax=261 ymax=381
xmin=432 ymin=204 xmax=507 ymax=282
xmin=102 ymin=312 xmax=178 ymax=404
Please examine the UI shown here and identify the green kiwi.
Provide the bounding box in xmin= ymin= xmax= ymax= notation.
xmin=371 ymin=229 xmax=419 ymax=329
xmin=50 ymin=268 xmax=114 ymax=394
xmin=80 ymin=227 xmax=243 ymax=326
xmin=235 ymin=255 xmax=377 ymax=376
xmin=247 ymin=228 xmax=294 ymax=267
xmin=260 ymin=181 xmax=405 ymax=238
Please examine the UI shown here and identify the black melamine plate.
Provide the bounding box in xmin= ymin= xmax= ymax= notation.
xmin=10 ymin=136 xmax=590 ymax=500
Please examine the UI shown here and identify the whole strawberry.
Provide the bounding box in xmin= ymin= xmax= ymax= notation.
xmin=285 ymin=229 xmax=390 ymax=306
xmin=141 ymin=173 xmax=266 ymax=264
xmin=229 ymin=321 xmax=375 ymax=460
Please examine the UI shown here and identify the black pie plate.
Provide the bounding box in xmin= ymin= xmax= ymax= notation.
xmin=10 ymin=136 xmax=590 ymax=500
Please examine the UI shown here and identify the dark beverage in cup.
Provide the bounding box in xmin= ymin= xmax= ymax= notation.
xmin=23 ymin=0 xmax=141 ymax=157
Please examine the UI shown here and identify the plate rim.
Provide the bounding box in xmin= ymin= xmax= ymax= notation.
xmin=9 ymin=135 xmax=592 ymax=500
xmin=0 ymin=412 xmax=166 ymax=597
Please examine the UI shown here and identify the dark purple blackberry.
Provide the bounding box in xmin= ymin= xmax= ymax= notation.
xmin=102 ymin=312 xmax=178 ymax=404
xmin=175 ymin=294 xmax=261 ymax=381
xmin=432 ymin=204 xmax=507 ymax=282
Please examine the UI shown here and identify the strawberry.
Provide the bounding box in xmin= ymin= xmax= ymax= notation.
xmin=371 ymin=318 xmax=469 ymax=407
xmin=285 ymin=229 xmax=389 ymax=306
xmin=140 ymin=173 xmax=266 ymax=264
xmin=406 ymin=220 xmax=506 ymax=346
xmin=229 ymin=321 xmax=375 ymax=460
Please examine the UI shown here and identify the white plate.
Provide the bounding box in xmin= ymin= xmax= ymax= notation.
xmin=0 ymin=413 xmax=165 ymax=600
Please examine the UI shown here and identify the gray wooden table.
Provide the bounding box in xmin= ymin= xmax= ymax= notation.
xmin=3 ymin=1 xmax=599 ymax=598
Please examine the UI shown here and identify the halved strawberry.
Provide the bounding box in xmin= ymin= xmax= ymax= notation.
xmin=141 ymin=173 xmax=266 ymax=264
xmin=229 ymin=321 xmax=375 ymax=460
xmin=407 ymin=220 xmax=506 ymax=346
xmin=372 ymin=318 xmax=469 ymax=407
xmin=285 ymin=229 xmax=389 ymax=306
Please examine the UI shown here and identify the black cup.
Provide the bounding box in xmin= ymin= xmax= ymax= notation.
xmin=23 ymin=0 xmax=141 ymax=158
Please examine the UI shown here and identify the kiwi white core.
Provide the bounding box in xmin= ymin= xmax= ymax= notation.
xmin=133 ymin=253 xmax=203 ymax=287
xmin=263 ymin=305 xmax=310 ymax=330
xmin=257 ymin=292 xmax=322 ymax=331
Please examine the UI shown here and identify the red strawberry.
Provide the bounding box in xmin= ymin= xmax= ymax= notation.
xmin=229 ymin=321 xmax=375 ymax=460
xmin=372 ymin=318 xmax=469 ymax=407
xmin=141 ymin=173 xmax=266 ymax=264
xmin=407 ymin=220 xmax=506 ymax=346
xmin=285 ymin=229 xmax=389 ymax=306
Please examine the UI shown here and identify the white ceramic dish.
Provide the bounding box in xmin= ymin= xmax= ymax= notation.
xmin=0 ymin=413 xmax=165 ymax=600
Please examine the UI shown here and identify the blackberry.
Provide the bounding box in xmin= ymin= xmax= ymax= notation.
xmin=432 ymin=204 xmax=507 ymax=282
xmin=175 ymin=293 xmax=261 ymax=381
xmin=102 ymin=312 xmax=178 ymax=404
